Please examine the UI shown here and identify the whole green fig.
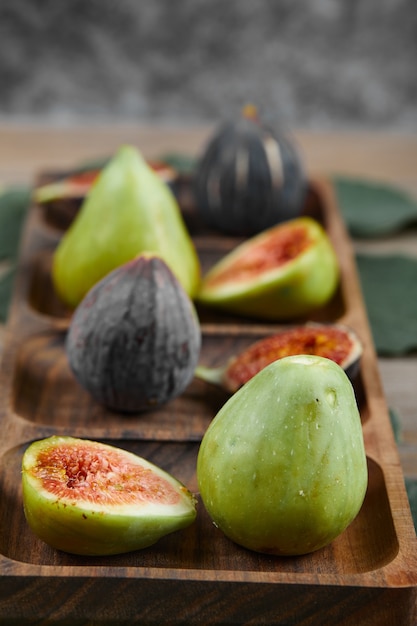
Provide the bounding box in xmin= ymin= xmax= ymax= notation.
xmin=197 ymin=355 xmax=367 ymax=556
xmin=52 ymin=145 xmax=200 ymax=308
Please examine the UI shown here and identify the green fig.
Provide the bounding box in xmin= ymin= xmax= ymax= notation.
xmin=22 ymin=436 xmax=197 ymax=556
xmin=196 ymin=217 xmax=339 ymax=320
xmin=52 ymin=145 xmax=200 ymax=308
xmin=197 ymin=355 xmax=367 ymax=556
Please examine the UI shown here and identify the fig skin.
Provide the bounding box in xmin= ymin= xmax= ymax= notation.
xmin=196 ymin=216 xmax=339 ymax=321
xmin=66 ymin=254 xmax=201 ymax=413
xmin=52 ymin=145 xmax=200 ymax=308
xmin=194 ymin=106 xmax=307 ymax=236
xmin=197 ymin=355 xmax=368 ymax=556
xmin=22 ymin=436 xmax=197 ymax=556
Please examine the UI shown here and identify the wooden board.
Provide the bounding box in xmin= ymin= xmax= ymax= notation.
xmin=0 ymin=176 xmax=416 ymax=625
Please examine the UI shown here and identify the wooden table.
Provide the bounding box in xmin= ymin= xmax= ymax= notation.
xmin=0 ymin=122 xmax=416 ymax=625
xmin=1 ymin=122 xmax=416 ymax=482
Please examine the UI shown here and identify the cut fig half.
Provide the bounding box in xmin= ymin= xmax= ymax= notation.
xmin=22 ymin=436 xmax=197 ymax=556
xmin=33 ymin=160 xmax=177 ymax=206
xmin=195 ymin=323 xmax=362 ymax=393
xmin=33 ymin=169 xmax=101 ymax=205
xmin=196 ymin=216 xmax=339 ymax=321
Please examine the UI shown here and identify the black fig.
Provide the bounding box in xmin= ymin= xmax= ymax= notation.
xmin=194 ymin=105 xmax=306 ymax=236
xmin=66 ymin=254 xmax=201 ymax=412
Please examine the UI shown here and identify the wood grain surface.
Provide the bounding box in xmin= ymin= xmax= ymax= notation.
xmin=0 ymin=124 xmax=416 ymax=625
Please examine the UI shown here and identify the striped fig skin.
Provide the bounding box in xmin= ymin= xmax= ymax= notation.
xmin=194 ymin=111 xmax=306 ymax=236
xmin=66 ymin=255 xmax=201 ymax=412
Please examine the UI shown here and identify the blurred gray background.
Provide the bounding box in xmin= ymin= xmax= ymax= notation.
xmin=0 ymin=0 xmax=416 ymax=130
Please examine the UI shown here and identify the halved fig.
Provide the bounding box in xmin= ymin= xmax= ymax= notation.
xmin=195 ymin=323 xmax=363 ymax=393
xmin=22 ymin=436 xmax=197 ymax=556
xmin=33 ymin=169 xmax=101 ymax=205
xmin=33 ymin=160 xmax=177 ymax=205
xmin=33 ymin=159 xmax=179 ymax=231
xmin=196 ymin=216 xmax=339 ymax=320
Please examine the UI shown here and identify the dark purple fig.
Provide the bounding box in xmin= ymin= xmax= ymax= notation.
xmin=66 ymin=254 xmax=201 ymax=413
xmin=194 ymin=104 xmax=307 ymax=236
xmin=195 ymin=323 xmax=363 ymax=393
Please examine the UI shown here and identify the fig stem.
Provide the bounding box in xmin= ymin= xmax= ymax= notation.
xmin=194 ymin=364 xmax=226 ymax=388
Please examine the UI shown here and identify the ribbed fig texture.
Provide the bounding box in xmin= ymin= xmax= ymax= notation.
xmin=194 ymin=110 xmax=306 ymax=236
xmin=66 ymin=255 xmax=201 ymax=412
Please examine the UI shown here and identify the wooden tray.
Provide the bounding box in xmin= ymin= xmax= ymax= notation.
xmin=0 ymin=176 xmax=416 ymax=625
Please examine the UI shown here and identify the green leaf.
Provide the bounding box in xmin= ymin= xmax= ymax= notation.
xmin=159 ymin=153 xmax=197 ymax=175
xmin=388 ymin=409 xmax=416 ymax=533
xmin=405 ymin=478 xmax=417 ymax=533
xmin=0 ymin=188 xmax=31 ymax=260
xmin=389 ymin=408 xmax=402 ymax=444
xmin=0 ymin=267 xmax=15 ymax=322
xmin=333 ymin=177 xmax=417 ymax=238
xmin=356 ymin=253 xmax=417 ymax=355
